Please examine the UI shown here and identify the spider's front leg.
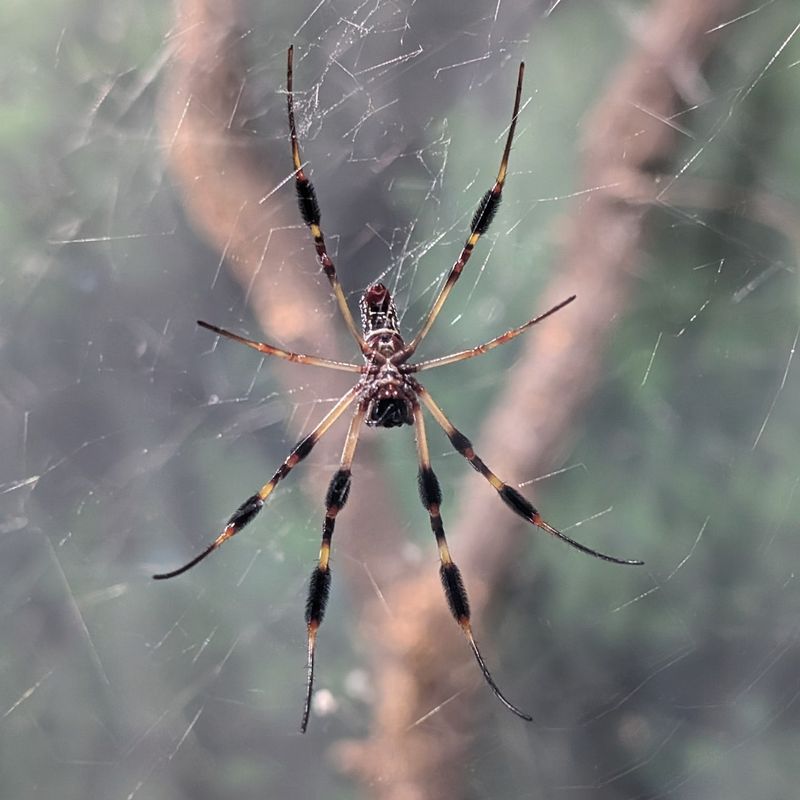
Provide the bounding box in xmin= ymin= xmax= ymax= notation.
xmin=404 ymin=61 xmax=525 ymax=358
xmin=301 ymin=402 xmax=367 ymax=733
xmin=286 ymin=46 xmax=367 ymax=354
xmin=152 ymin=386 xmax=358 ymax=580
xmin=412 ymin=403 xmax=533 ymax=721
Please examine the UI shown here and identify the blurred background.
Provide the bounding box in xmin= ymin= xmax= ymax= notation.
xmin=2 ymin=0 xmax=799 ymax=798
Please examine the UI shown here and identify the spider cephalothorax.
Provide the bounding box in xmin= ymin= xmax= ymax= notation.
xmin=154 ymin=46 xmax=643 ymax=733
xmin=360 ymin=283 xmax=400 ymax=345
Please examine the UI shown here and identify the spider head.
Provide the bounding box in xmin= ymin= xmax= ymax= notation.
xmin=360 ymin=283 xmax=400 ymax=338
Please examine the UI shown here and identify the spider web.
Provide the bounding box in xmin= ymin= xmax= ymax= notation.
xmin=2 ymin=1 xmax=800 ymax=799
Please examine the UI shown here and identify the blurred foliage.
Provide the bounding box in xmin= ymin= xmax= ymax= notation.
xmin=1 ymin=1 xmax=799 ymax=800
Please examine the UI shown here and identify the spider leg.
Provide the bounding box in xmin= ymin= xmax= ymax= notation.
xmin=403 ymin=62 xmax=525 ymax=360
xmin=301 ymin=402 xmax=367 ymax=733
xmin=198 ymin=321 xmax=362 ymax=373
xmin=411 ymin=295 xmax=576 ymax=373
xmin=152 ymin=386 xmax=358 ymax=580
xmin=286 ymin=46 xmax=368 ymax=354
xmin=415 ymin=386 xmax=644 ymax=566
xmin=413 ymin=403 xmax=533 ymax=721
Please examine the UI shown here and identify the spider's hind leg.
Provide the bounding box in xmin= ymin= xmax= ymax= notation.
xmin=412 ymin=403 xmax=533 ymax=721
xmin=152 ymin=387 xmax=358 ymax=580
xmin=301 ymin=402 xmax=367 ymax=733
xmin=416 ymin=385 xmax=644 ymax=567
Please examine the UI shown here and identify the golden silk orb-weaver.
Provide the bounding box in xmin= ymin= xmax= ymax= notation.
xmin=154 ymin=46 xmax=644 ymax=733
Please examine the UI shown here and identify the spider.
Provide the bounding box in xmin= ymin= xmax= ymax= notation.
xmin=154 ymin=46 xmax=643 ymax=732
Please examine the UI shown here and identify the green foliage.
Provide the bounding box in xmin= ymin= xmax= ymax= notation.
xmin=3 ymin=2 xmax=800 ymax=799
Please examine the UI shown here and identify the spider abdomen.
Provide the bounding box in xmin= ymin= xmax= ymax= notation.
xmin=367 ymin=397 xmax=414 ymax=428
xmin=360 ymin=362 xmax=416 ymax=428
